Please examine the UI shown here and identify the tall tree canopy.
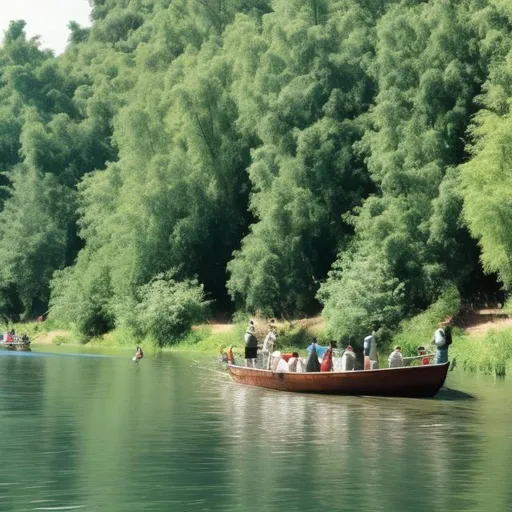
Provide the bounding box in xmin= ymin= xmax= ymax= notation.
xmin=0 ymin=0 xmax=510 ymax=343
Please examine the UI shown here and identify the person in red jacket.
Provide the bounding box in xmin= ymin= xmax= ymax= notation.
xmin=320 ymin=345 xmax=333 ymax=372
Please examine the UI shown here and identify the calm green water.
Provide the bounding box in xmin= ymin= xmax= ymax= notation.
xmin=0 ymin=348 xmax=511 ymax=512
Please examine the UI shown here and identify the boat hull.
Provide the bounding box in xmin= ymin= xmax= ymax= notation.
xmin=228 ymin=363 xmax=449 ymax=398
xmin=0 ymin=342 xmax=31 ymax=351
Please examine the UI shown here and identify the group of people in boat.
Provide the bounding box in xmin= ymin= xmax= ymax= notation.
xmin=387 ymin=318 xmax=453 ymax=367
xmin=222 ymin=316 xmax=453 ymax=371
xmin=0 ymin=330 xmax=30 ymax=345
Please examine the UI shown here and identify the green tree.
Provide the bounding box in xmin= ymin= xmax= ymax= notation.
xmin=320 ymin=0 xmax=488 ymax=338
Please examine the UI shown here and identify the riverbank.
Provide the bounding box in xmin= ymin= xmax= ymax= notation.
xmin=6 ymin=310 xmax=512 ymax=376
xmin=20 ymin=317 xmax=322 ymax=359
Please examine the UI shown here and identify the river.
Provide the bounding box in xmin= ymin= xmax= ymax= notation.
xmin=0 ymin=347 xmax=510 ymax=511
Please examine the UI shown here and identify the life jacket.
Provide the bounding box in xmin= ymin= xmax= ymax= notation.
xmin=422 ymin=357 xmax=430 ymax=366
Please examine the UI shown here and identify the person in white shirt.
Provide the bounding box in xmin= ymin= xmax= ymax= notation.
xmin=287 ymin=352 xmax=300 ymax=372
xmin=388 ymin=346 xmax=404 ymax=368
xmin=340 ymin=345 xmax=356 ymax=371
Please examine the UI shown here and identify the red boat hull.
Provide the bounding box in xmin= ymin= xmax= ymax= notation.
xmin=228 ymin=363 xmax=449 ymax=398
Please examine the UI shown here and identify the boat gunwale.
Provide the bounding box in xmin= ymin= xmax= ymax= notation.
xmin=228 ymin=362 xmax=449 ymax=376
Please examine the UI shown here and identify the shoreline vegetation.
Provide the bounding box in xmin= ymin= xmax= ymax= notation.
xmin=7 ymin=302 xmax=512 ymax=377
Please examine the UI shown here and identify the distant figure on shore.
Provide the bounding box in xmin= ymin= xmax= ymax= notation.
xmin=244 ymin=319 xmax=258 ymax=367
xmin=432 ymin=318 xmax=452 ymax=364
xmin=388 ymin=346 xmax=404 ymax=368
xmin=133 ymin=346 xmax=143 ymax=362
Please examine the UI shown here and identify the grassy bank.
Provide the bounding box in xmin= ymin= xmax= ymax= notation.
xmin=450 ymin=329 xmax=512 ymax=377
xmin=7 ymin=312 xmax=512 ymax=377
xmin=4 ymin=317 xmax=323 ymax=358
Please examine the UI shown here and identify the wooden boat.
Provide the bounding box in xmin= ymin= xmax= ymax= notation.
xmin=0 ymin=333 xmax=31 ymax=351
xmin=228 ymin=362 xmax=449 ymax=398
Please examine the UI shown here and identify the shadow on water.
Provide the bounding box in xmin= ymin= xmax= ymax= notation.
xmin=436 ymin=386 xmax=475 ymax=401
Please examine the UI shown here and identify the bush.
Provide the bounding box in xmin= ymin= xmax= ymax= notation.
xmin=52 ymin=334 xmax=73 ymax=345
xmin=135 ymin=272 xmax=210 ymax=347
xmin=274 ymin=320 xmax=316 ymax=350
xmin=49 ymin=263 xmax=115 ymax=342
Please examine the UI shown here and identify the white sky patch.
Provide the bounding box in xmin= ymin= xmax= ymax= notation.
xmin=0 ymin=0 xmax=91 ymax=54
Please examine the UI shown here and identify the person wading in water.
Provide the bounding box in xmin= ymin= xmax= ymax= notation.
xmin=133 ymin=346 xmax=143 ymax=362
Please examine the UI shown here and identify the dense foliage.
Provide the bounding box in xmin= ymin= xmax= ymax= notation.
xmin=1 ymin=0 xmax=512 ymax=343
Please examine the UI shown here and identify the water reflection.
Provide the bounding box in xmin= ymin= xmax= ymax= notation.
xmin=221 ymin=377 xmax=484 ymax=512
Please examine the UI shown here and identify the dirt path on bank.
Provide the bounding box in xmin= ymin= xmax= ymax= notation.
xmin=457 ymin=308 xmax=512 ymax=337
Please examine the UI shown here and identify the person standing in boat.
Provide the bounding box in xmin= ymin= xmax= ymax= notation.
xmin=244 ymin=319 xmax=258 ymax=367
xmin=307 ymin=338 xmax=327 ymax=359
xmin=432 ymin=318 xmax=452 ymax=364
xmin=363 ymin=333 xmax=379 ymax=370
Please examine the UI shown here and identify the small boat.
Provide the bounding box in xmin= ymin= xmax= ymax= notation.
xmin=0 ymin=333 xmax=31 ymax=351
xmin=228 ymin=362 xmax=449 ymax=398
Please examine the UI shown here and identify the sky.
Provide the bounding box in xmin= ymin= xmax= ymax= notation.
xmin=0 ymin=0 xmax=91 ymax=54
